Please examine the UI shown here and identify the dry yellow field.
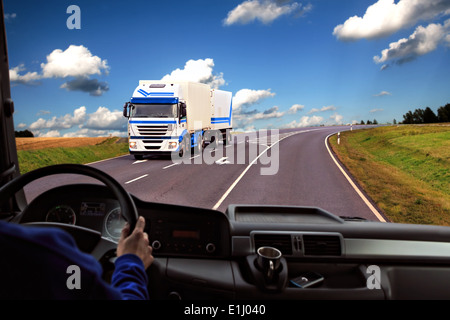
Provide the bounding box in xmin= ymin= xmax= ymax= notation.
xmin=15 ymin=137 xmax=110 ymax=151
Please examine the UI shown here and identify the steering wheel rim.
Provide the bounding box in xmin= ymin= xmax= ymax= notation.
xmin=0 ymin=164 xmax=138 ymax=231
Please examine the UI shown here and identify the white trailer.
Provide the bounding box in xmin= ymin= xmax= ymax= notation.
xmin=123 ymin=81 xmax=233 ymax=159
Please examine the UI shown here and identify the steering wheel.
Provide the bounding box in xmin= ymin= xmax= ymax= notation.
xmin=0 ymin=164 xmax=138 ymax=259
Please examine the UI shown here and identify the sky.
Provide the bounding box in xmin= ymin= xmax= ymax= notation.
xmin=4 ymin=0 xmax=450 ymax=137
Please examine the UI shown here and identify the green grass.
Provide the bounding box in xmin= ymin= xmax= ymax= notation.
xmin=17 ymin=137 xmax=129 ymax=174
xmin=329 ymin=125 xmax=450 ymax=226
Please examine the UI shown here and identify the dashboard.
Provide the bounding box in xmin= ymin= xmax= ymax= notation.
xmin=19 ymin=184 xmax=230 ymax=258
xmin=17 ymin=184 xmax=450 ymax=300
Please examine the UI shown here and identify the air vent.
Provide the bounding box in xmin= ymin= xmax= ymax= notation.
xmin=254 ymin=234 xmax=292 ymax=255
xmin=303 ymin=235 xmax=341 ymax=256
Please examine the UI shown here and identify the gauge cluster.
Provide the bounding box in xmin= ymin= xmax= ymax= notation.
xmin=21 ymin=184 xmax=127 ymax=243
xmin=44 ymin=201 xmax=125 ymax=242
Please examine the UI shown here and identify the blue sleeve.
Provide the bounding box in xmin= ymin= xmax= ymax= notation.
xmin=111 ymin=254 xmax=149 ymax=300
xmin=0 ymin=221 xmax=148 ymax=300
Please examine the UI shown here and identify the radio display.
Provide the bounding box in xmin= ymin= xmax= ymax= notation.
xmin=172 ymin=229 xmax=200 ymax=239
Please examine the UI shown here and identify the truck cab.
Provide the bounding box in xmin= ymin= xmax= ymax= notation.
xmin=123 ymin=81 xmax=232 ymax=160
xmin=124 ymin=83 xmax=187 ymax=159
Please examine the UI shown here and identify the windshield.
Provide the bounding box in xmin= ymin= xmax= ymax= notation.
xmin=130 ymin=104 xmax=177 ymax=118
xmin=3 ymin=0 xmax=450 ymax=227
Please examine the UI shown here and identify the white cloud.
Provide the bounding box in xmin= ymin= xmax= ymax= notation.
xmin=288 ymin=104 xmax=305 ymax=113
xmin=308 ymin=105 xmax=336 ymax=114
xmin=333 ymin=0 xmax=450 ymax=41
xmin=10 ymin=45 xmax=110 ymax=95
xmin=27 ymin=106 xmax=127 ymax=137
xmin=85 ymin=107 xmax=125 ymax=130
xmin=370 ymin=108 xmax=384 ymax=113
xmin=161 ymin=58 xmax=225 ymax=89
xmin=328 ymin=113 xmax=344 ymax=125
xmin=233 ymin=105 xmax=285 ymax=130
xmin=38 ymin=130 xmax=61 ymax=138
xmin=41 ymin=45 xmax=109 ymax=79
xmin=17 ymin=123 xmax=27 ymax=129
xmin=232 ymin=88 xmax=275 ymax=111
xmin=284 ymin=115 xmax=324 ymax=128
xmin=373 ymin=91 xmax=392 ymax=96
xmin=252 ymin=106 xmax=285 ymax=120
xmin=231 ymin=88 xmax=278 ymax=130
xmin=29 ymin=106 xmax=87 ymax=130
xmin=9 ymin=64 xmax=41 ymax=84
xmin=374 ymin=21 xmax=450 ymax=65
xmin=223 ymin=0 xmax=310 ymax=25
xmin=4 ymin=13 xmax=17 ymax=21
xmin=320 ymin=105 xmax=336 ymax=112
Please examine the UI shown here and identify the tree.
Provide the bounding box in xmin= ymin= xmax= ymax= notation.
xmin=360 ymin=120 xmax=365 ymax=125
xmin=437 ymin=103 xmax=450 ymax=123
xmin=401 ymin=103 xmax=449 ymax=124
xmin=367 ymin=120 xmax=372 ymax=124
xmin=373 ymin=119 xmax=378 ymax=124
xmin=15 ymin=130 xmax=34 ymax=137
xmin=393 ymin=119 xmax=397 ymax=124
xmin=423 ymin=107 xmax=438 ymax=123
xmin=412 ymin=108 xmax=425 ymax=124
xmin=402 ymin=111 xmax=413 ymax=124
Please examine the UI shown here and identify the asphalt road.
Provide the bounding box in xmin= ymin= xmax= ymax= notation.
xmin=24 ymin=126 xmax=387 ymax=222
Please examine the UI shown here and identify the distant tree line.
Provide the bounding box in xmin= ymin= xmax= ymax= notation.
xmin=15 ymin=130 xmax=34 ymax=137
xmin=360 ymin=119 xmax=378 ymax=125
xmin=401 ymin=103 xmax=450 ymax=124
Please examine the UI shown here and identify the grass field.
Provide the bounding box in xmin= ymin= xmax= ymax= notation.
xmin=16 ymin=137 xmax=129 ymax=174
xmin=329 ymin=125 xmax=450 ymax=226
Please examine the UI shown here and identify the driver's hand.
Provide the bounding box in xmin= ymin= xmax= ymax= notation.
xmin=117 ymin=216 xmax=154 ymax=269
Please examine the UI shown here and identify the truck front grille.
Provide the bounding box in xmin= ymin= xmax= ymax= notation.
xmin=137 ymin=125 xmax=168 ymax=136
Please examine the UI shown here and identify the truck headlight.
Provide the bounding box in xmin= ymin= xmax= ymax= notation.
xmin=168 ymin=141 xmax=178 ymax=149
xmin=129 ymin=141 xmax=137 ymax=149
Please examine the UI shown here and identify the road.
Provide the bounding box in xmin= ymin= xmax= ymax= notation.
xmin=24 ymin=126 xmax=387 ymax=222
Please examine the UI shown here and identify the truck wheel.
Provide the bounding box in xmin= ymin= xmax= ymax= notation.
xmin=223 ymin=130 xmax=232 ymax=145
xmin=179 ymin=140 xmax=185 ymax=158
xmin=179 ymin=135 xmax=190 ymax=158
xmin=194 ymin=132 xmax=203 ymax=154
xmin=210 ymin=130 xmax=220 ymax=148
xmin=134 ymin=155 xmax=143 ymax=160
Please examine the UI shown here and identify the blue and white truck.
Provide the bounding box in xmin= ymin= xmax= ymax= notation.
xmin=123 ymin=81 xmax=233 ymax=159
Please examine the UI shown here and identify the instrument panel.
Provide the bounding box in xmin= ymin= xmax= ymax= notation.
xmin=21 ymin=185 xmax=127 ymax=243
xmin=20 ymin=184 xmax=231 ymax=258
xmin=43 ymin=200 xmax=125 ymax=242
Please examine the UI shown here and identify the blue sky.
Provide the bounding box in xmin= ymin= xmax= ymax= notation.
xmin=4 ymin=0 xmax=450 ymax=136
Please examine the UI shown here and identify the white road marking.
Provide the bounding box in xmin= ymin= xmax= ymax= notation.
xmin=163 ymin=163 xmax=180 ymax=169
xmin=324 ymin=132 xmax=386 ymax=222
xmin=132 ymin=160 xmax=148 ymax=164
xmin=125 ymin=174 xmax=148 ymax=184
xmin=212 ymin=128 xmax=324 ymax=210
xmin=215 ymin=157 xmax=230 ymax=165
xmin=86 ymin=154 xmax=129 ymax=165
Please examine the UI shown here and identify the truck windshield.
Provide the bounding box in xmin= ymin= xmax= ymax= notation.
xmin=130 ymin=103 xmax=177 ymax=118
